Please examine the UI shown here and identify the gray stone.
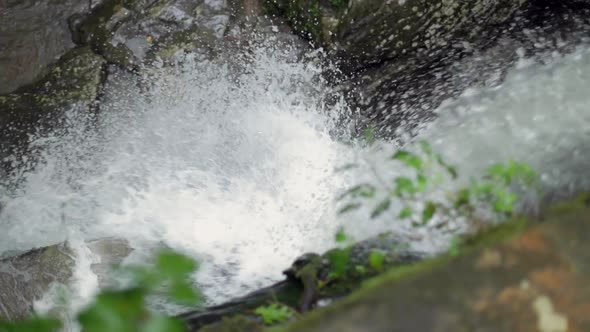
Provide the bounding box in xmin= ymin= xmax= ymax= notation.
xmin=0 ymin=0 xmax=107 ymax=94
xmin=0 ymin=238 xmax=132 ymax=320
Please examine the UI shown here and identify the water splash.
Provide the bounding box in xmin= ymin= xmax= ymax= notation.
xmin=1 ymin=38 xmax=590 ymax=319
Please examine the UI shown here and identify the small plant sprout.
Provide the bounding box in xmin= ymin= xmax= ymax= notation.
xmin=254 ymin=303 xmax=294 ymax=325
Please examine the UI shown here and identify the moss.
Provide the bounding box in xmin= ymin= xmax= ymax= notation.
xmin=145 ymin=27 xmax=218 ymax=64
xmin=197 ymin=315 xmax=264 ymax=332
xmin=0 ymin=47 xmax=105 ymax=113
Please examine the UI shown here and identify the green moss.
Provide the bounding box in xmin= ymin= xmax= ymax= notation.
xmin=0 ymin=47 xmax=105 ymax=113
xmin=544 ymin=192 xmax=590 ymax=217
xmin=197 ymin=315 xmax=264 ymax=332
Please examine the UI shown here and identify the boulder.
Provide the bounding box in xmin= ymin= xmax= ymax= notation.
xmin=0 ymin=46 xmax=106 ymax=175
xmin=0 ymin=238 xmax=132 ymax=320
xmin=0 ymin=0 xmax=107 ymax=94
xmin=71 ymin=0 xmax=233 ymax=68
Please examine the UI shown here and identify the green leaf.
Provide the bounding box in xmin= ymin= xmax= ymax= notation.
xmin=471 ymin=182 xmax=494 ymax=199
xmin=399 ymin=206 xmax=413 ymax=219
xmin=392 ymin=151 xmax=423 ymax=170
xmin=368 ymin=250 xmax=386 ymax=272
xmin=448 ymin=237 xmax=461 ymax=257
xmin=142 ymin=314 xmax=184 ymax=332
xmin=394 ymin=177 xmax=416 ymax=196
xmin=492 ymin=190 xmax=517 ymax=213
xmin=454 ymin=188 xmax=471 ymax=208
xmin=337 ymin=202 xmax=362 ymax=214
xmin=436 ymin=154 xmax=458 ymax=179
xmin=337 ymin=184 xmax=376 ymax=200
xmin=355 ymin=265 xmax=367 ymax=274
xmin=486 ymin=163 xmax=509 ymax=183
xmin=335 ymin=228 xmax=348 ymax=243
xmin=255 ymin=304 xmax=293 ymax=325
xmin=422 ymin=201 xmax=437 ymax=224
xmin=416 ymin=173 xmax=428 ymax=192
xmin=419 ymin=140 xmax=433 ymax=155
xmin=327 ymin=248 xmax=350 ymax=278
xmin=167 ymin=280 xmax=201 ymax=305
xmin=155 ymin=251 xmax=198 ymax=280
xmin=78 ymin=288 xmax=146 ymax=332
xmin=371 ymin=198 xmax=391 ymax=219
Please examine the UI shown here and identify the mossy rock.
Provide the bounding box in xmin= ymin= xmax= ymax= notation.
xmin=0 ymin=46 xmax=106 ymax=114
xmin=274 ymin=194 xmax=590 ymax=332
xmin=197 ymin=315 xmax=265 ymax=332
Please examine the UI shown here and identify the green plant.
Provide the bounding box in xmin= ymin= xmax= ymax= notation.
xmin=254 ymin=303 xmax=294 ymax=325
xmin=0 ymin=250 xmax=202 ymax=332
xmin=338 ymin=139 xmax=539 ymax=228
xmin=333 ymin=137 xmax=539 ymax=274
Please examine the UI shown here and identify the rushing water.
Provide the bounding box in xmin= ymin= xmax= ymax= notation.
xmin=1 ymin=36 xmax=590 ymax=320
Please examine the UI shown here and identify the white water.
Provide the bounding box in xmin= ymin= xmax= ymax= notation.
xmin=1 ymin=39 xmax=590 ymax=319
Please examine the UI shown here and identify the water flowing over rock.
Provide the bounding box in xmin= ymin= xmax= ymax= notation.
xmin=0 ymin=238 xmax=132 ymax=320
xmin=0 ymin=46 xmax=106 ymax=175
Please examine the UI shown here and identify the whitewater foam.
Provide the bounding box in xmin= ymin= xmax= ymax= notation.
xmin=1 ymin=39 xmax=590 ymax=324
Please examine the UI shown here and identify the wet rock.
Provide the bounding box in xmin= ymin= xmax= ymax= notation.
xmin=0 ymin=0 xmax=107 ymax=94
xmin=0 ymin=238 xmax=132 ymax=320
xmin=265 ymin=0 xmax=526 ymax=63
xmin=73 ymin=0 xmax=233 ymax=68
xmin=344 ymin=1 xmax=590 ymax=138
xmin=0 ymin=243 xmax=74 ymax=320
xmin=277 ymin=195 xmax=590 ymax=332
xmin=0 ymin=46 xmax=106 ymax=174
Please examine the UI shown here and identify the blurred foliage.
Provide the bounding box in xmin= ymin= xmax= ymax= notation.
xmin=0 ymin=250 xmax=201 ymax=332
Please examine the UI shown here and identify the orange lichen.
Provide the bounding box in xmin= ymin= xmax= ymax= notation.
xmin=509 ymin=228 xmax=550 ymax=253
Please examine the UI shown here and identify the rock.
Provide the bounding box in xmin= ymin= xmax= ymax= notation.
xmin=0 ymin=46 xmax=106 ymax=174
xmin=0 ymin=243 xmax=74 ymax=320
xmin=72 ymin=0 xmax=234 ymax=68
xmin=0 ymin=0 xmax=107 ymax=94
xmin=342 ymin=1 xmax=590 ymax=138
xmin=265 ymin=0 xmax=526 ymax=63
xmin=179 ymin=233 xmax=424 ymax=331
xmin=0 ymin=238 xmax=132 ymax=320
xmin=276 ymin=194 xmax=590 ymax=332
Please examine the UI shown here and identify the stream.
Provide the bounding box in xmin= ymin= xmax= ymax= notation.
xmin=1 ymin=34 xmax=590 ymax=320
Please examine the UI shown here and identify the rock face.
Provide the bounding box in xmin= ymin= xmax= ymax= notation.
xmin=0 ymin=0 xmax=106 ymax=94
xmin=0 ymin=238 xmax=132 ymax=320
xmin=267 ymin=0 xmax=590 ymax=137
xmin=277 ymin=195 xmax=590 ymax=332
xmin=0 ymin=46 xmax=106 ymax=175
xmin=72 ymin=0 xmax=237 ymax=69
xmin=265 ymin=0 xmax=526 ymax=64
